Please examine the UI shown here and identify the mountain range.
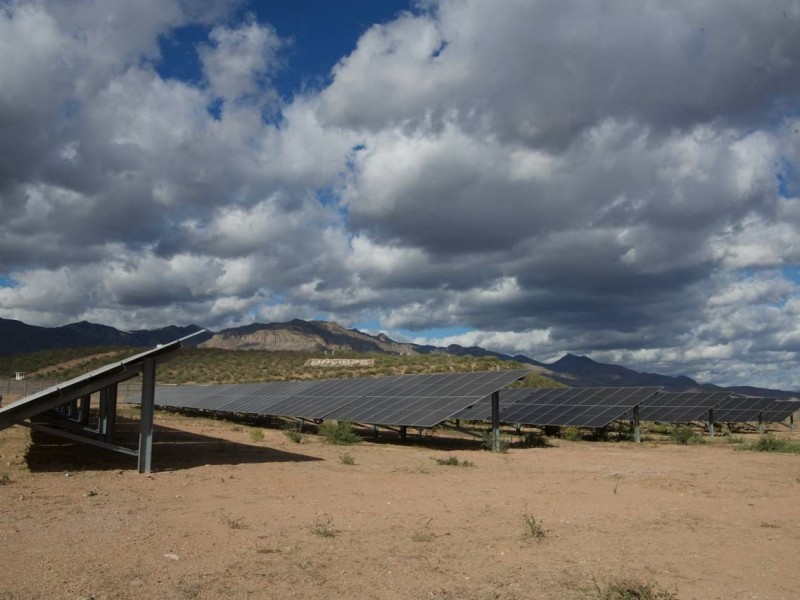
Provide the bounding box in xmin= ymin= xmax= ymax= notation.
xmin=1 ymin=316 xmax=795 ymax=398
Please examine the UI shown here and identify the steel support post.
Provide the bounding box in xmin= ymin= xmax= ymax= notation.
xmin=758 ymin=414 xmax=764 ymax=435
xmin=99 ymin=384 xmax=118 ymax=443
xmin=138 ymin=358 xmax=156 ymax=474
xmin=708 ymin=409 xmax=715 ymax=438
xmin=791 ymin=413 xmax=795 ymax=432
xmin=78 ymin=395 xmax=91 ymax=426
xmin=491 ymin=391 xmax=500 ymax=452
xmin=633 ymin=405 xmax=641 ymax=443
xmin=373 ymin=424 xmax=379 ymax=439
xmin=400 ymin=426 xmax=407 ymax=442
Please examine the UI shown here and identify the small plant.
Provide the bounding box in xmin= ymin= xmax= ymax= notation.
xmin=434 ymin=456 xmax=474 ymax=467
xmin=561 ymin=426 xmax=583 ymax=441
xmin=339 ymin=452 xmax=356 ymax=465
xmin=672 ymin=425 xmax=700 ymax=445
xmin=220 ymin=513 xmax=248 ymax=530
xmin=311 ymin=515 xmax=337 ymax=538
xmin=0 ymin=473 xmax=10 ymax=486
xmin=480 ymin=431 xmax=510 ymax=453
xmin=249 ymin=428 xmax=264 ymax=442
xmin=319 ymin=421 xmax=361 ymax=445
xmin=746 ymin=433 xmax=800 ymax=453
xmin=282 ymin=422 xmax=306 ymax=444
xmin=760 ymin=521 xmax=780 ymax=528
xmin=521 ymin=431 xmax=551 ymax=448
xmin=725 ymin=434 xmax=745 ymax=445
xmin=521 ymin=513 xmax=546 ymax=540
xmin=595 ymin=577 xmax=677 ymax=599
xmin=411 ymin=518 xmax=434 ymax=542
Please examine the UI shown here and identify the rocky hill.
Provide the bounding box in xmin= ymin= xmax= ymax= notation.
xmin=2 ymin=316 xmax=796 ymax=397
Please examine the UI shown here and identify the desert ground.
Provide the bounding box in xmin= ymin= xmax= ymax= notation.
xmin=1 ymin=408 xmax=799 ymax=600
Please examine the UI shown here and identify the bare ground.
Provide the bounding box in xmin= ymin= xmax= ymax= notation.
xmin=1 ymin=411 xmax=799 ymax=600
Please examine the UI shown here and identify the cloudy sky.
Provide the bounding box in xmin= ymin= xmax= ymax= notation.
xmin=1 ymin=0 xmax=800 ymax=389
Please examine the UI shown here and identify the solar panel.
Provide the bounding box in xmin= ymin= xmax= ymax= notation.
xmin=498 ymin=387 xmax=661 ymax=428
xmin=638 ymin=391 xmax=732 ymax=423
xmin=452 ymin=388 xmax=544 ymax=421
xmin=323 ymin=370 xmax=532 ymax=427
xmin=759 ymin=400 xmax=798 ymax=423
xmin=712 ymin=396 xmax=776 ymax=423
xmin=0 ymin=338 xmax=189 ymax=430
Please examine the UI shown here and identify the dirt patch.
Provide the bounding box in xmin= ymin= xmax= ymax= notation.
xmin=1 ymin=413 xmax=798 ymax=599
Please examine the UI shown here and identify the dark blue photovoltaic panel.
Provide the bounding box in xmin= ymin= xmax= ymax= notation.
xmin=637 ymin=391 xmax=732 ymax=423
xmin=712 ymin=396 xmax=776 ymax=423
xmin=758 ymin=400 xmax=798 ymax=423
xmin=130 ymin=369 xmax=532 ymax=427
xmin=452 ymin=388 xmax=542 ymax=421
xmin=498 ymin=387 xmax=661 ymax=428
xmin=324 ymin=370 xmax=532 ymax=427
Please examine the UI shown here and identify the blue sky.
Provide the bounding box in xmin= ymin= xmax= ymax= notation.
xmin=1 ymin=0 xmax=800 ymax=389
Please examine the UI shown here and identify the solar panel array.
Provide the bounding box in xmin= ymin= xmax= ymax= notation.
xmin=135 ymin=370 xmax=531 ymax=428
xmin=498 ymin=387 xmax=661 ymax=428
xmin=637 ymin=391 xmax=733 ymax=423
xmin=325 ymin=371 xmax=531 ymax=427
xmin=756 ymin=400 xmax=797 ymax=423
xmin=712 ymin=396 xmax=777 ymax=423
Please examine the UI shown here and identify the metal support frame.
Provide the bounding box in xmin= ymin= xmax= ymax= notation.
xmin=137 ymin=357 xmax=156 ymax=474
xmin=758 ymin=414 xmax=765 ymax=435
xmin=491 ymin=390 xmax=501 ymax=452
xmin=790 ymin=413 xmax=795 ymax=432
xmin=98 ymin=384 xmax=118 ymax=443
xmin=708 ymin=408 xmax=715 ymax=438
xmin=24 ymin=422 xmax=139 ymax=457
xmin=400 ymin=426 xmax=407 ymax=442
xmin=632 ymin=405 xmax=641 ymax=443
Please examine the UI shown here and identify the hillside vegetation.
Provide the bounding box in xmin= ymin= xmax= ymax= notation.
xmin=0 ymin=346 xmax=563 ymax=387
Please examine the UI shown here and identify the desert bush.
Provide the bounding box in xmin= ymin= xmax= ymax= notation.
xmin=311 ymin=516 xmax=337 ymax=538
xmin=595 ymin=577 xmax=677 ymax=599
xmin=746 ymin=433 xmax=800 ymax=453
xmin=248 ymin=428 xmax=264 ymax=442
xmin=561 ymin=426 xmax=583 ymax=441
xmin=521 ymin=431 xmax=551 ymax=448
xmin=521 ymin=513 xmax=546 ymax=540
xmin=434 ymin=456 xmax=474 ymax=467
xmin=319 ymin=421 xmax=361 ymax=445
xmin=339 ymin=452 xmax=355 ymax=465
xmin=282 ymin=422 xmax=306 ymax=443
xmin=672 ymin=425 xmax=701 ymax=445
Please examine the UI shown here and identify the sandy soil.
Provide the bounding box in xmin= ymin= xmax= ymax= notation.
xmin=1 ymin=410 xmax=799 ymax=600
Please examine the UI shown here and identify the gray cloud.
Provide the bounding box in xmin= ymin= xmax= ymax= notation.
xmin=1 ymin=1 xmax=800 ymax=389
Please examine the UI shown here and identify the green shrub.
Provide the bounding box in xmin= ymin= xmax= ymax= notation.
xmin=672 ymin=425 xmax=701 ymax=445
xmin=561 ymin=426 xmax=583 ymax=441
xmin=521 ymin=431 xmax=551 ymax=448
xmin=282 ymin=422 xmax=306 ymax=443
xmin=318 ymin=421 xmax=361 ymax=445
xmin=339 ymin=452 xmax=355 ymax=465
xmin=595 ymin=577 xmax=677 ymax=599
xmin=746 ymin=433 xmax=800 ymax=453
xmin=248 ymin=428 xmax=264 ymax=442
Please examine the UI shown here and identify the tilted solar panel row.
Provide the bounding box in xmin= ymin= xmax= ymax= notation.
xmin=132 ymin=369 xmax=532 ymax=428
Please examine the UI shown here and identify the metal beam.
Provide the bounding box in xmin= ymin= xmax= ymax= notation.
xmin=491 ymin=390 xmax=500 ymax=452
xmin=24 ymin=423 xmax=138 ymax=457
xmin=137 ymin=358 xmax=156 ymax=474
xmin=633 ymin=405 xmax=641 ymax=443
